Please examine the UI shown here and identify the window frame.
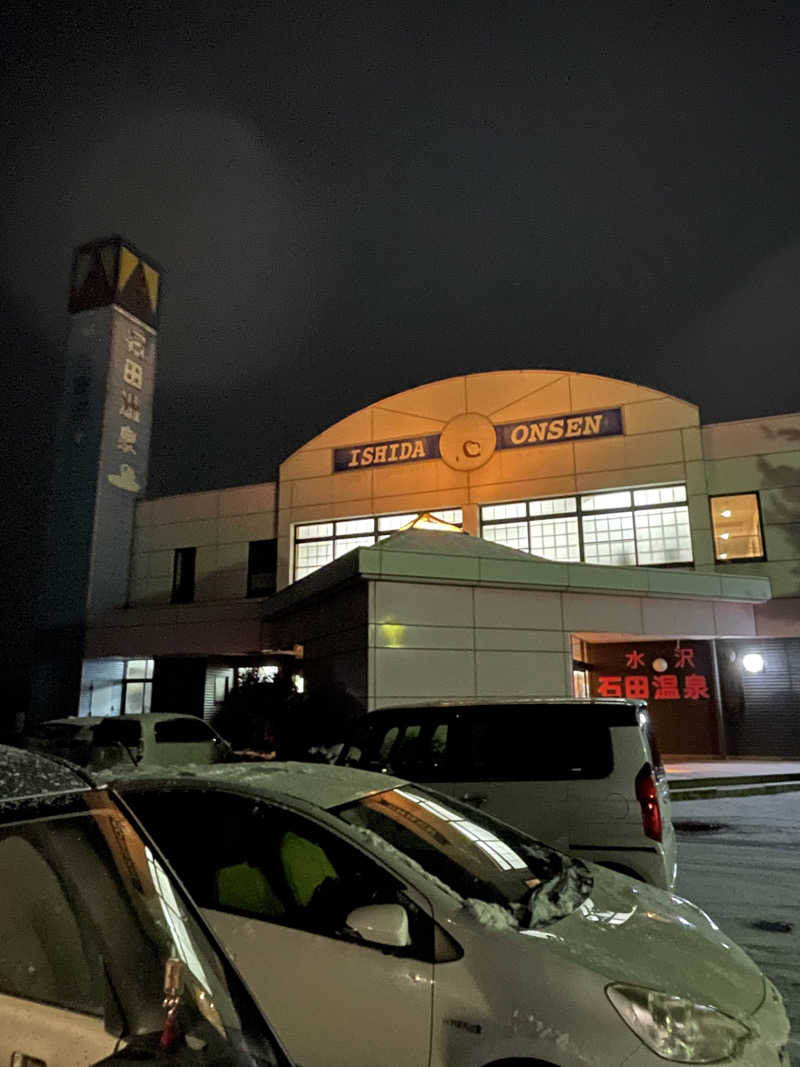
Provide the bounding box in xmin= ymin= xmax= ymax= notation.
xmin=292 ymin=508 xmax=463 ymax=582
xmin=708 ymin=491 xmax=767 ymax=564
xmin=122 ymin=657 xmax=154 ymax=715
xmin=480 ymin=484 xmax=693 ymax=568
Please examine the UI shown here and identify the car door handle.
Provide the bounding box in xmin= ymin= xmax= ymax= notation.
xmin=460 ymin=792 xmax=488 ymax=806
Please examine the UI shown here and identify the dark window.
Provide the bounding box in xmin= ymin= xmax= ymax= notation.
xmin=92 ymin=718 xmax=142 ymax=749
xmin=153 ymin=717 xmax=216 ymax=744
xmin=342 ymin=717 xmax=453 ymax=781
xmin=122 ymin=789 xmax=432 ymax=959
xmin=457 ymin=707 xmax=613 ymax=780
xmin=171 ymin=547 xmax=196 ymax=603
xmin=247 ymin=539 xmax=278 ymax=597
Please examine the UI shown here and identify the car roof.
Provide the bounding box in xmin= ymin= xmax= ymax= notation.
xmin=359 ymin=698 xmax=645 ymax=727
xmin=0 ymin=744 xmax=93 ymax=806
xmin=372 ymin=698 xmax=644 ymax=709
xmin=42 ymin=714 xmax=205 ymax=726
xmin=112 ymin=760 xmax=407 ymax=811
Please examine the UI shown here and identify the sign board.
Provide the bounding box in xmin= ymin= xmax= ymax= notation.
xmin=332 ymin=407 xmax=622 ymax=472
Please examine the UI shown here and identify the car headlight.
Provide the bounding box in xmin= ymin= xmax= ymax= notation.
xmin=606 ymin=983 xmax=750 ymax=1062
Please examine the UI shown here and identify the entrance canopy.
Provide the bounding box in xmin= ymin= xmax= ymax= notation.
xmin=262 ymin=528 xmax=770 ymax=714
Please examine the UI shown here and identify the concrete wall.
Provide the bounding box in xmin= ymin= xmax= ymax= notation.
xmin=277 ymin=370 xmax=711 ymax=589
xmin=264 ymin=584 xmax=370 ymax=720
xmin=703 ymin=411 xmax=800 ymax=598
xmin=366 ymin=579 xmax=758 ymax=710
xmin=86 ymin=599 xmax=267 ymax=658
xmin=129 ymin=482 xmax=277 ymax=605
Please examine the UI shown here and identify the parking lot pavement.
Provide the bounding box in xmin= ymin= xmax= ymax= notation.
xmin=673 ymin=792 xmax=800 ymax=1058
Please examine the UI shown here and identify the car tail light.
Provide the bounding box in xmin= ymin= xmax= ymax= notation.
xmin=635 ymin=762 xmax=662 ymax=842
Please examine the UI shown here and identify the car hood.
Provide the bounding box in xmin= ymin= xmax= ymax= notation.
xmin=521 ymin=865 xmax=765 ymax=1019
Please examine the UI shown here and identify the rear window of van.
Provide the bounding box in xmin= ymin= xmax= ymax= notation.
xmin=458 ymin=707 xmax=613 ymax=780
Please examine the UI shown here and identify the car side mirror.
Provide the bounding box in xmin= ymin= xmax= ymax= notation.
xmin=345 ymin=903 xmax=411 ymax=948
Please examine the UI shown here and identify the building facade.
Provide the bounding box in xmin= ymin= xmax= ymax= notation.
xmin=84 ymin=370 xmax=800 ymax=757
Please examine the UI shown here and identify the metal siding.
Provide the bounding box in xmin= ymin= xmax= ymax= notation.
xmin=722 ymin=638 xmax=800 ymax=756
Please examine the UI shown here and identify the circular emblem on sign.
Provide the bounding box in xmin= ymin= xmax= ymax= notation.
xmin=439 ymin=412 xmax=497 ymax=471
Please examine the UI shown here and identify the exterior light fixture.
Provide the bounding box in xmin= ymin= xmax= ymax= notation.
xmin=719 ymin=553 xmax=728 ymax=560
xmin=652 ymin=658 xmax=668 ymax=673
xmin=720 ymin=532 xmax=730 ymax=540
xmin=741 ymin=653 xmax=765 ymax=674
xmin=721 ymin=509 xmax=732 ymax=518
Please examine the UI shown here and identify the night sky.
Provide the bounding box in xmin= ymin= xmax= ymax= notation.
xmin=2 ymin=0 xmax=800 ymax=514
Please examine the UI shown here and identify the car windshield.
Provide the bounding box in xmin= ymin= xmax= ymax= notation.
xmin=335 ymin=785 xmax=592 ymax=920
xmin=0 ymin=789 xmax=289 ymax=1064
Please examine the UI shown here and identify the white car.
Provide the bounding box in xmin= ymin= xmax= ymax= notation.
xmin=116 ymin=763 xmax=791 ymax=1067
xmin=27 ymin=713 xmax=234 ymax=770
xmin=0 ymin=745 xmax=295 ymax=1067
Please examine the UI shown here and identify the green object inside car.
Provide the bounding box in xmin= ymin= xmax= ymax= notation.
xmin=216 ymin=861 xmax=284 ymax=918
xmin=280 ymin=831 xmax=338 ymax=907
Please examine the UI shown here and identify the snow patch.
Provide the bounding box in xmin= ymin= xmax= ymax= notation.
xmin=464 ymin=898 xmax=519 ymax=930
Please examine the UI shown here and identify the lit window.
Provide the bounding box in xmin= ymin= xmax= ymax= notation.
xmin=123 ymin=658 xmax=154 ymax=714
xmin=710 ymin=494 xmax=765 ymax=562
xmin=634 ymin=507 xmax=693 ymax=565
xmin=482 ymin=502 xmax=526 ymax=521
xmin=293 ymin=508 xmax=463 ymax=582
xmin=529 ymin=495 xmax=577 ymax=517
xmin=580 ymin=490 xmax=632 ymax=512
xmin=480 ymin=484 xmax=693 ymax=568
xmin=482 ymin=521 xmax=529 ymax=552
xmin=529 ymin=516 xmax=581 ymax=561
xmin=295 ymin=541 xmax=334 ymax=580
xmin=582 ymin=511 xmax=637 ymax=566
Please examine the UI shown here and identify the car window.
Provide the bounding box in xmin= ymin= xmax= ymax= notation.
xmin=0 ymin=831 xmax=102 ymax=1014
xmin=0 ymin=794 xmax=294 ymax=1063
xmin=377 ymin=725 xmax=399 ymax=762
xmin=92 ymin=718 xmax=142 ymax=748
xmin=345 ymin=717 xmax=452 ymax=780
xmin=336 ymin=786 xmax=586 ymax=914
xmin=123 ymin=789 xmax=433 ymax=959
xmin=153 ymin=718 xmax=217 ymax=744
xmin=457 ymin=706 xmax=613 ymax=780
xmin=28 ymin=723 xmax=94 ymax=765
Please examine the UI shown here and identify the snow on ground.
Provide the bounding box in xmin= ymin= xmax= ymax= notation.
xmin=673 ymin=791 xmax=800 ymax=1057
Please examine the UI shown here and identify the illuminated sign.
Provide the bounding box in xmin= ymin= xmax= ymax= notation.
xmin=332 ymin=407 xmax=622 ymax=472
xmin=592 ymin=642 xmax=711 ymax=703
xmin=333 ymin=434 xmax=440 ymax=472
xmin=495 ymin=407 xmax=622 ymax=450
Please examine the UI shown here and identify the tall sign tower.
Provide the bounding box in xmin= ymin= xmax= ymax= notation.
xmin=30 ymin=237 xmax=161 ymax=725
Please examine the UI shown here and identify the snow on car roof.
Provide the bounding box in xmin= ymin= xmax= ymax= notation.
xmin=111 ymin=760 xmax=408 ymax=810
xmin=0 ymin=744 xmax=92 ymax=801
xmin=42 ymin=713 xmax=205 ymax=725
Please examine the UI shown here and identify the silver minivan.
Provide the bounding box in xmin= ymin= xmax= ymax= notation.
xmin=338 ymin=698 xmax=676 ymax=889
